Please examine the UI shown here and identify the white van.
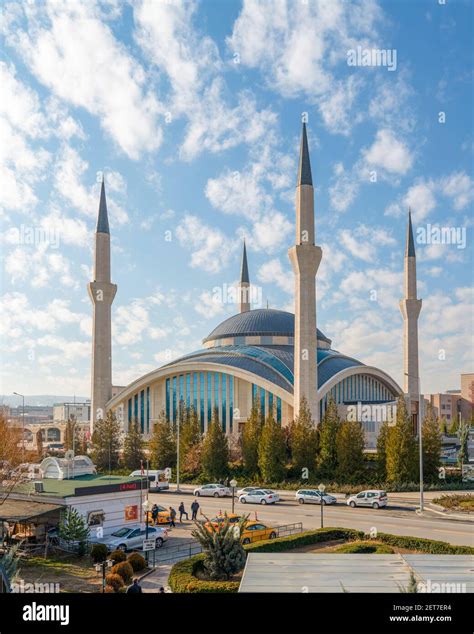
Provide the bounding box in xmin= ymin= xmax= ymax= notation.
xmin=129 ymin=469 xmax=170 ymax=491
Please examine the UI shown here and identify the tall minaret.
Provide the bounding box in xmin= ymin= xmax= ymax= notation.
xmin=88 ymin=177 xmax=117 ymax=431
xmin=288 ymin=122 xmax=322 ymax=423
xmin=238 ymin=240 xmax=250 ymax=313
xmin=399 ymin=210 xmax=422 ymax=418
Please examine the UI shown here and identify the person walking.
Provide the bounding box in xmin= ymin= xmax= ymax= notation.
xmin=191 ymin=499 xmax=200 ymax=520
xmin=178 ymin=502 xmax=189 ymax=522
xmin=169 ymin=506 xmax=176 ymax=527
xmin=126 ymin=578 xmax=142 ymax=594
xmin=151 ymin=504 xmax=159 ymax=525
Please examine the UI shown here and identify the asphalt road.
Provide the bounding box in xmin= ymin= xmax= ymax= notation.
xmin=148 ymin=489 xmax=473 ymax=547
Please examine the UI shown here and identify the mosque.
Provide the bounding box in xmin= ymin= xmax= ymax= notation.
xmin=88 ymin=124 xmax=422 ymax=450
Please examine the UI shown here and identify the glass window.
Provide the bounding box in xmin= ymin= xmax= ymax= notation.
xmin=276 ymin=397 xmax=282 ymax=424
xmin=207 ymin=372 xmax=212 ymax=424
xmin=172 ymin=376 xmax=177 ymax=423
xmin=128 ymin=398 xmax=132 ymax=424
xmin=357 ymin=493 xmax=366 ymax=498
xmin=146 ymin=386 xmax=150 ymax=434
xmin=134 ymin=393 xmax=138 ymax=423
xmin=140 ymin=390 xmax=145 ymax=433
xmin=222 ymin=373 xmax=227 ymax=433
xmin=193 ymin=373 xmax=198 ymax=410
xmin=186 ymin=374 xmax=191 ymax=408
xmin=165 ymin=378 xmax=170 ymax=421
xmin=260 ymin=387 xmax=265 ymax=419
xmin=179 ymin=375 xmax=184 ymax=403
xmin=200 ymin=372 xmax=205 ymax=431
xmin=229 ymin=375 xmax=233 ymax=433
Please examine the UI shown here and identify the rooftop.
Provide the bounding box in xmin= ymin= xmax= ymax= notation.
xmin=7 ymin=474 xmax=147 ymax=499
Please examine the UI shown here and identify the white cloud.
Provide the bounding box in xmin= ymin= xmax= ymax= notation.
xmin=176 ymin=214 xmax=237 ymax=274
xmin=439 ymin=172 xmax=474 ymax=210
xmin=194 ymin=290 xmax=226 ymax=318
xmin=363 ymin=129 xmax=414 ymax=175
xmin=257 ymin=258 xmax=293 ymax=294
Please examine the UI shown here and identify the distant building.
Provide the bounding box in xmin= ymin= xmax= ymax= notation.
xmin=425 ymin=373 xmax=474 ymax=423
xmin=53 ymin=401 xmax=91 ymax=424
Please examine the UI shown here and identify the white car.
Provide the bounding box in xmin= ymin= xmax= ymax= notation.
xmin=94 ymin=525 xmax=168 ymax=552
xmin=347 ymin=490 xmax=388 ymax=509
xmin=236 ymin=486 xmax=259 ymax=497
xmin=295 ymin=489 xmax=337 ymax=505
xmin=261 ymin=489 xmax=280 ymax=502
xmin=239 ymin=489 xmax=277 ymax=505
xmin=193 ymin=483 xmax=232 ymax=497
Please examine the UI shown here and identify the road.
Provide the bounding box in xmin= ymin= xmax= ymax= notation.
xmin=147 ymin=489 xmax=473 ymax=547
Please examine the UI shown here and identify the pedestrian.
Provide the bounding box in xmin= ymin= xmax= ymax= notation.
xmin=159 ymin=586 xmax=165 ymax=593
xmin=126 ymin=578 xmax=142 ymax=594
xmin=151 ymin=504 xmax=159 ymax=524
xmin=178 ymin=502 xmax=189 ymax=522
xmin=169 ymin=506 xmax=176 ymax=527
xmin=191 ymin=499 xmax=200 ymax=520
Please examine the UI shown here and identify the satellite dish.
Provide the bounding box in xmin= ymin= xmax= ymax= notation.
xmin=65 ymin=450 xmax=74 ymax=460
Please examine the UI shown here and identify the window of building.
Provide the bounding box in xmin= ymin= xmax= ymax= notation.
xmin=140 ymin=389 xmax=145 ymax=433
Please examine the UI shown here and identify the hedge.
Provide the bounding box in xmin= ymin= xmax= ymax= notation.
xmin=168 ymin=527 xmax=474 ymax=593
xmin=334 ymin=541 xmax=394 ymax=554
xmin=168 ymin=555 xmax=240 ymax=593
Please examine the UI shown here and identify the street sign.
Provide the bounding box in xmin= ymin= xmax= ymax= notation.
xmin=142 ymin=538 xmax=156 ymax=552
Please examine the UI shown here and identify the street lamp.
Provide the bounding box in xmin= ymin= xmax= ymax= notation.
xmin=95 ymin=559 xmax=113 ymax=593
xmin=142 ymin=497 xmax=151 ymax=562
xmin=230 ymin=479 xmax=237 ymax=514
xmin=318 ymin=483 xmax=326 ymax=529
xmin=13 ymin=392 xmax=25 ymax=460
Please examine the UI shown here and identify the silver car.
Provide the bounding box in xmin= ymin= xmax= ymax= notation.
xmin=96 ymin=525 xmax=168 ymax=552
xmin=295 ymin=489 xmax=337 ymax=505
xmin=193 ymin=483 xmax=232 ymax=497
xmin=347 ymin=490 xmax=388 ymax=509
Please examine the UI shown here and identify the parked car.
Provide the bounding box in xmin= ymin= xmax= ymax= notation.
xmin=295 ymin=489 xmax=337 ymax=505
xmin=261 ymin=488 xmax=280 ymax=502
xmin=239 ymin=489 xmax=277 ymax=505
xmin=346 ymin=490 xmax=388 ymax=509
xmin=236 ymin=486 xmax=259 ymax=497
xmin=94 ymin=525 xmax=168 ymax=552
xmin=145 ymin=505 xmax=171 ymax=525
xmin=193 ymin=483 xmax=232 ymax=497
xmin=240 ymin=521 xmax=277 ymax=545
xmin=204 ymin=513 xmax=242 ymax=531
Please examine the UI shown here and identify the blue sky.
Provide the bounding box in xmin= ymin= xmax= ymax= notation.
xmin=0 ymin=0 xmax=472 ymax=400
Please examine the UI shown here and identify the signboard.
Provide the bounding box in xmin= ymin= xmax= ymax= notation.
xmin=125 ymin=505 xmax=138 ymax=521
xmin=74 ymin=478 xmax=149 ymax=497
xmin=142 ymin=538 xmax=156 ymax=552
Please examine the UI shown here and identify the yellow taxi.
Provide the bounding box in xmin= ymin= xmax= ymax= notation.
xmin=145 ymin=504 xmax=171 ymax=525
xmin=204 ymin=514 xmax=277 ymax=544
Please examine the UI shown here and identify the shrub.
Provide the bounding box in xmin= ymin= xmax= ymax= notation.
xmin=168 ymin=555 xmax=239 ymax=593
xmin=90 ymin=543 xmax=108 ymax=564
xmin=376 ymin=532 xmax=473 ymax=555
xmin=192 ymin=515 xmax=246 ymax=580
xmin=246 ymin=527 xmax=363 ymax=553
xmin=127 ymin=552 xmax=146 ymax=572
xmin=105 ymin=573 xmax=124 ymax=592
xmin=433 ymin=494 xmax=474 ymax=512
xmin=111 ymin=561 xmax=134 ymax=584
xmin=109 ymin=549 xmax=127 ymax=564
xmin=334 ymin=541 xmax=394 ymax=554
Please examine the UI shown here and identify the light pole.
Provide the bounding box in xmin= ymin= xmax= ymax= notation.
xmin=176 ymin=408 xmax=181 ymax=493
xmin=142 ymin=497 xmax=151 ymax=563
xmin=13 ymin=392 xmax=25 ymax=460
xmin=230 ymin=479 xmax=237 ymax=514
xmin=95 ymin=559 xmax=113 ymax=593
xmin=318 ymin=483 xmax=326 ymax=529
xmin=404 ymin=373 xmax=424 ymax=512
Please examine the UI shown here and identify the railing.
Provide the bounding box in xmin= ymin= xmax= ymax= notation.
xmin=246 ymin=522 xmax=304 ymax=544
xmin=153 ymin=540 xmax=203 ymax=564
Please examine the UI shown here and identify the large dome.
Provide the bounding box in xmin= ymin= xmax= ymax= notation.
xmin=203 ymin=308 xmax=331 ymax=345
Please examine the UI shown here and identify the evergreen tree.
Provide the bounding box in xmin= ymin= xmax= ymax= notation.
xmin=122 ymin=419 xmax=145 ymax=470
xmin=376 ymin=420 xmax=389 ymax=479
xmin=58 ymin=508 xmax=90 ymax=555
xmin=241 ymin=403 xmax=263 ymax=477
xmin=422 ymin=404 xmax=442 ymax=482
xmin=336 ymin=419 xmax=365 ymax=481
xmin=192 ymin=514 xmax=247 ymax=580
xmin=448 ymin=417 xmax=458 ymax=435
xmin=318 ymin=397 xmax=341 ymax=476
xmin=90 ymin=411 xmax=121 ymax=472
xmin=290 ymin=397 xmax=319 ymax=476
xmin=457 ymin=421 xmax=469 ymax=467
xmin=439 ymin=417 xmax=448 ymax=435
xmin=149 ymin=410 xmax=176 ymax=470
xmin=180 ymin=406 xmax=202 ymax=471
xmin=201 ymin=407 xmax=229 ymax=480
xmin=385 ymin=397 xmax=418 ymax=483
xmin=258 ymin=410 xmax=286 ymax=483
xmin=64 ymin=418 xmax=79 ymax=452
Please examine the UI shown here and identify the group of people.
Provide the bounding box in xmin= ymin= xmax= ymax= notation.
xmin=150 ymin=500 xmax=200 ymax=527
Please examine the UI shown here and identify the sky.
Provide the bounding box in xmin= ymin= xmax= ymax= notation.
xmin=0 ymin=0 xmax=473 ymax=402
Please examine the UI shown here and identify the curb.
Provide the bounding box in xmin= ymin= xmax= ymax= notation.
xmin=418 ymin=505 xmax=474 ymax=523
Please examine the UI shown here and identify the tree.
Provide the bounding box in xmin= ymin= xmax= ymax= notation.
xmin=448 ymin=417 xmax=458 ymax=435
xmin=122 ymin=419 xmax=145 ymax=470
xmin=336 ymin=420 xmax=365 ymax=481
xmin=180 ymin=406 xmax=202 ymax=473
xmin=64 ymin=417 xmax=79 ymax=452
xmin=0 ymin=414 xmax=27 ymax=506
xmin=36 ymin=429 xmax=44 ymax=460
xmin=149 ymin=411 xmax=176 ymax=470
xmin=258 ymin=410 xmax=286 ymax=483
xmin=385 ymin=397 xmax=418 ymax=483
xmin=318 ymin=397 xmax=341 ymax=476
xmin=201 ymin=408 xmax=229 ymax=480
xmin=422 ymin=404 xmax=442 ymax=482
xmin=290 ymin=397 xmax=319 ymax=477
xmin=90 ymin=411 xmax=121 ymax=472
xmin=191 ymin=514 xmax=247 ymax=580
xmin=58 ymin=507 xmax=90 ymax=556
xmin=241 ymin=403 xmax=263 ymax=477
xmin=376 ymin=420 xmax=389 ymax=479
xmin=439 ymin=417 xmax=448 ymax=435
xmin=457 ymin=421 xmax=469 ymax=467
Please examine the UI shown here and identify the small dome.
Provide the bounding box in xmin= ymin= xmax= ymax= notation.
xmin=203 ymin=308 xmax=331 ymax=345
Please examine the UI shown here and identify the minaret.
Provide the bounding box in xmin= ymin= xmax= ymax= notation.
xmin=88 ymin=177 xmax=117 ymax=431
xmin=399 ymin=210 xmax=422 ymax=419
xmin=288 ymin=122 xmax=322 ymax=423
xmin=238 ymin=240 xmax=251 ymax=313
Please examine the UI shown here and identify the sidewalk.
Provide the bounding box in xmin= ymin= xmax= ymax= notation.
xmin=140 ymin=563 xmax=173 ymax=593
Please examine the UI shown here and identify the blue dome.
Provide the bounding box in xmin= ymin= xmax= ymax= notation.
xmin=203 ymin=308 xmax=331 ymax=344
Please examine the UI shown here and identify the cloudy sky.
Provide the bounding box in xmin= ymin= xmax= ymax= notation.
xmin=0 ymin=0 xmax=472 ymax=401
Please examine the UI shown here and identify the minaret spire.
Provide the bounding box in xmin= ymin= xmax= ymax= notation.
xmin=288 ymin=121 xmax=322 ymax=423
xmin=88 ymin=177 xmax=117 ymax=431
xmin=238 ymin=240 xmax=251 ymax=313
xmin=399 ymin=209 xmax=422 ymax=423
